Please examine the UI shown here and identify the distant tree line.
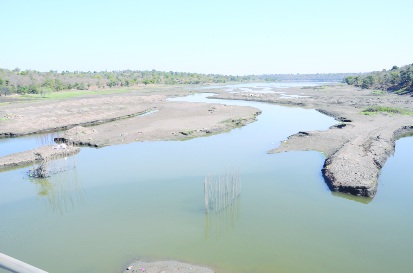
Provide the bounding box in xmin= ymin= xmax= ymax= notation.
xmin=0 ymin=67 xmax=356 ymax=96
xmin=258 ymin=73 xmax=359 ymax=82
xmin=344 ymin=64 xmax=413 ymax=94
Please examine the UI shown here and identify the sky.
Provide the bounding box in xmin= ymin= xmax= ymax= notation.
xmin=1 ymin=0 xmax=412 ymax=75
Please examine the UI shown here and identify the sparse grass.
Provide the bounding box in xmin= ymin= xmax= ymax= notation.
xmin=21 ymin=88 xmax=135 ymax=100
xmin=361 ymin=106 xmax=413 ymax=115
xmin=301 ymin=86 xmax=325 ymax=90
xmin=370 ymin=90 xmax=386 ymax=96
xmin=393 ymin=89 xmax=412 ymax=95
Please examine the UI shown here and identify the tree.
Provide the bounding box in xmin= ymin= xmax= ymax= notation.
xmin=1 ymin=86 xmax=11 ymax=96
xmin=361 ymin=75 xmax=376 ymax=89
xmin=344 ymin=76 xmax=356 ymax=85
xmin=39 ymin=87 xmax=52 ymax=98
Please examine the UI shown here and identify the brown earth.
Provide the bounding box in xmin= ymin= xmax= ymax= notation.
xmin=212 ymin=84 xmax=413 ymax=197
xmin=0 ymin=86 xmax=260 ymax=170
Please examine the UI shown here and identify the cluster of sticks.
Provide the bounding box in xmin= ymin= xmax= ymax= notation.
xmin=29 ymin=134 xmax=74 ymax=178
xmin=204 ymin=169 xmax=241 ymax=214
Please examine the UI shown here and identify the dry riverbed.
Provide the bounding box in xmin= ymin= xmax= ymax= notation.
xmin=0 ymin=87 xmax=260 ymax=170
xmin=2 ymin=84 xmax=413 ymax=197
xmin=212 ymin=84 xmax=413 ymax=197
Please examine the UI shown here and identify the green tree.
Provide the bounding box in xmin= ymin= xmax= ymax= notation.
xmin=344 ymin=76 xmax=356 ymax=85
xmin=39 ymin=87 xmax=52 ymax=97
xmin=361 ymin=75 xmax=376 ymax=89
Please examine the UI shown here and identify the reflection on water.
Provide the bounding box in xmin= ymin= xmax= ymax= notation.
xmin=205 ymin=198 xmax=240 ymax=241
xmin=204 ymin=170 xmax=241 ymax=214
xmin=204 ymin=170 xmax=241 ymax=240
xmin=29 ymin=156 xmax=83 ymax=214
xmin=330 ymin=191 xmax=373 ymax=204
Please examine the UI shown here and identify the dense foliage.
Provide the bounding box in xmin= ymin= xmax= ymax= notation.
xmin=344 ymin=64 xmax=413 ymax=94
xmin=0 ymin=67 xmax=355 ymax=96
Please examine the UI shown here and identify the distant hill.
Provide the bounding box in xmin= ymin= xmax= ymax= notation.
xmin=344 ymin=64 xmax=413 ymax=94
xmin=0 ymin=68 xmax=357 ymax=96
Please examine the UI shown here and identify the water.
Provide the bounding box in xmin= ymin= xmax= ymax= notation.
xmin=0 ymin=133 xmax=59 ymax=158
xmin=0 ymin=88 xmax=412 ymax=273
xmin=198 ymin=81 xmax=333 ymax=92
xmin=0 ymin=111 xmax=160 ymax=158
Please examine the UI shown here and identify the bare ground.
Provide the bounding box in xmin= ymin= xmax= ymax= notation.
xmin=0 ymin=87 xmax=260 ymax=170
xmin=213 ymin=84 xmax=413 ymax=197
xmin=0 ymin=145 xmax=80 ymax=171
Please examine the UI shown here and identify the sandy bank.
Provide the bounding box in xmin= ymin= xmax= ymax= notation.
xmin=58 ymin=100 xmax=259 ymax=147
xmin=214 ymin=84 xmax=413 ymax=197
xmin=0 ymin=145 xmax=80 ymax=171
xmin=0 ymin=94 xmax=164 ymax=137
xmin=122 ymin=260 xmax=214 ymax=273
xmin=0 ymin=89 xmax=260 ymax=168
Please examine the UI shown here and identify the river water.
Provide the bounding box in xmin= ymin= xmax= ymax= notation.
xmin=0 ymin=85 xmax=412 ymax=273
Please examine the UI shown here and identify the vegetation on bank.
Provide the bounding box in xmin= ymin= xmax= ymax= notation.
xmin=361 ymin=106 xmax=413 ymax=115
xmin=0 ymin=67 xmax=356 ymax=96
xmin=344 ymin=64 xmax=413 ymax=94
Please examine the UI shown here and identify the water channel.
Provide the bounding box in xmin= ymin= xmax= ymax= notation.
xmin=0 ymin=85 xmax=412 ymax=273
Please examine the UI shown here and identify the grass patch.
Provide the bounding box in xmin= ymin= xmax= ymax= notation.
xmin=370 ymin=90 xmax=386 ymax=96
xmin=21 ymin=88 xmax=135 ymax=100
xmin=361 ymin=106 xmax=413 ymax=115
xmin=393 ymin=89 xmax=412 ymax=95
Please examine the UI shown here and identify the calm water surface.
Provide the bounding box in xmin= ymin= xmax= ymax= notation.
xmin=0 ymin=89 xmax=412 ymax=273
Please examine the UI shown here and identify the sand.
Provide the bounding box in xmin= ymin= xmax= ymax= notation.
xmin=0 ymin=87 xmax=260 ymax=170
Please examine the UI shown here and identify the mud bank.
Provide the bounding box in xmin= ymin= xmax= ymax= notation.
xmin=56 ymin=101 xmax=260 ymax=147
xmin=0 ymin=89 xmax=259 ymax=168
xmin=215 ymin=85 xmax=413 ymax=197
xmin=122 ymin=260 xmax=214 ymax=273
xmin=0 ymin=145 xmax=80 ymax=171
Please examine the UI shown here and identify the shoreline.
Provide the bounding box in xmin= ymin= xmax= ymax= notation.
xmin=212 ymin=84 xmax=413 ymax=197
xmin=122 ymin=260 xmax=214 ymax=273
xmin=0 ymin=145 xmax=80 ymax=172
xmin=1 ymin=84 xmax=413 ymax=197
xmin=0 ymin=88 xmax=260 ymax=170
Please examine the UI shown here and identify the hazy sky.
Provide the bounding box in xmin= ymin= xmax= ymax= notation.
xmin=1 ymin=0 xmax=412 ymax=74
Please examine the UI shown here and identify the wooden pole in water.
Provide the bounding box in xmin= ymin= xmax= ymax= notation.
xmin=0 ymin=253 xmax=48 ymax=273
